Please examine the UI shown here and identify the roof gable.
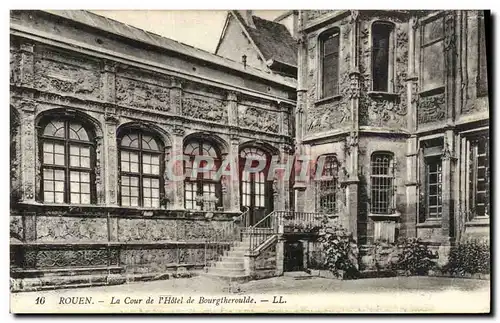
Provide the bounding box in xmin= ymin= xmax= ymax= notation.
xmin=231 ymin=11 xmax=297 ymax=68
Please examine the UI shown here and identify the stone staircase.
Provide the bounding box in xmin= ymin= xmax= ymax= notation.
xmin=205 ymin=236 xmax=251 ymax=281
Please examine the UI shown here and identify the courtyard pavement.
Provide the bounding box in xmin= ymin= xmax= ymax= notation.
xmin=14 ymin=273 xmax=490 ymax=296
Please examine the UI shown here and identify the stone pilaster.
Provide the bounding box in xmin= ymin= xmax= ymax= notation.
xmin=227 ymin=91 xmax=238 ymax=126
xmin=171 ymin=126 xmax=185 ymax=210
xmin=227 ymin=136 xmax=240 ymax=212
xmin=101 ymin=60 xmax=117 ymax=103
xmin=441 ymin=130 xmax=456 ymax=242
xmin=403 ymin=135 xmax=418 ymax=238
xmin=104 ymin=106 xmax=119 ymax=206
xmin=275 ymin=236 xmax=285 ymax=276
xmin=19 ymin=99 xmax=36 ymax=202
xmin=170 ymin=79 xmax=183 ymax=115
xmin=19 ymin=42 xmax=34 ymax=87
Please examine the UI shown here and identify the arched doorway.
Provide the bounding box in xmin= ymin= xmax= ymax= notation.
xmin=239 ymin=147 xmax=274 ymax=226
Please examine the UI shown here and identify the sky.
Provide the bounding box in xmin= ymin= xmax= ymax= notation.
xmin=91 ymin=10 xmax=285 ymax=53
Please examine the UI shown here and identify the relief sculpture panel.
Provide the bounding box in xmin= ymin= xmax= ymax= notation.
xmin=182 ymin=92 xmax=227 ymax=123
xmin=33 ymin=55 xmax=101 ymax=100
xmin=36 ymin=216 xmax=108 ymax=242
xmin=238 ymin=105 xmax=279 ymax=133
xmin=306 ymin=99 xmax=351 ymax=133
xmin=116 ymin=77 xmax=171 ymax=112
xmin=417 ymin=93 xmax=446 ymax=125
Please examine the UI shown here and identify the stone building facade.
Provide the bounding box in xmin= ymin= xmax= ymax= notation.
xmin=10 ymin=10 xmax=296 ymax=288
xmin=10 ymin=9 xmax=490 ymax=288
xmin=295 ymin=10 xmax=490 ymax=251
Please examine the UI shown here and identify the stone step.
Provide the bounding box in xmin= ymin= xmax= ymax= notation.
xmin=202 ymin=272 xmax=250 ymax=283
xmin=214 ymin=261 xmax=245 ymax=270
xmin=207 ymin=267 xmax=246 ymax=276
xmin=225 ymin=250 xmax=247 ymax=257
xmin=220 ymin=255 xmax=246 ymax=262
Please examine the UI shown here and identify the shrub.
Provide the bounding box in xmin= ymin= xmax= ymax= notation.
xmin=393 ymin=238 xmax=438 ymax=275
xmin=316 ymin=222 xmax=359 ymax=279
xmin=444 ymin=240 xmax=490 ymax=275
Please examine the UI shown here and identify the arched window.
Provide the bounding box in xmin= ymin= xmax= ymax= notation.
xmin=119 ymin=130 xmax=163 ymax=208
xmin=39 ymin=118 xmax=95 ymax=204
xmin=316 ymin=154 xmax=339 ymax=213
xmin=184 ymin=140 xmax=222 ymax=211
xmin=372 ymin=21 xmax=394 ymax=92
xmin=320 ymin=28 xmax=340 ymax=98
xmin=370 ymin=152 xmax=395 ymax=214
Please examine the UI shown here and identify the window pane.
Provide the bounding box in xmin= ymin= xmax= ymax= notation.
xmin=54 ymin=192 xmax=64 ymax=203
xmin=423 ymin=18 xmax=444 ymax=44
xmin=372 ymin=23 xmax=392 ymax=92
xmin=81 ymin=194 xmax=90 ymax=205
xmin=44 ymin=192 xmax=54 ymax=203
xmin=422 ymin=41 xmax=444 ymax=91
xmin=70 ymin=193 xmax=80 ymax=204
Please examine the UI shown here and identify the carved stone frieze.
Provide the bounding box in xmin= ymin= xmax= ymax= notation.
xmin=306 ymin=100 xmax=350 ymax=133
xmin=363 ymin=97 xmax=408 ymax=128
xmin=34 ymin=58 xmax=101 ymax=99
xmin=182 ymin=93 xmax=227 ymax=122
xmin=417 ymin=93 xmax=446 ymax=124
xmin=36 ymin=217 xmax=108 ymax=242
xmin=116 ymin=77 xmax=170 ymax=112
xmin=238 ymin=105 xmax=279 ymax=133
xmin=306 ymin=10 xmax=335 ymax=21
xmin=36 ymin=249 xmax=116 ymax=268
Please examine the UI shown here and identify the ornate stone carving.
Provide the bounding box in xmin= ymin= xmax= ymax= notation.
xmin=34 ymin=59 xmax=101 ymax=99
xmin=36 ymin=249 xmax=113 ymax=268
xmin=417 ymin=93 xmax=446 ymax=124
xmin=183 ymin=93 xmax=227 ymax=122
xmin=173 ymin=126 xmax=185 ymax=137
xmin=365 ymin=98 xmax=407 ymax=128
xmin=306 ymin=100 xmax=350 ymax=133
xmin=116 ymin=77 xmax=170 ymax=112
xmin=306 ymin=10 xmax=335 ymax=21
xmin=36 ymin=217 xmax=108 ymax=242
xmin=238 ymin=105 xmax=279 ymax=133
xmin=118 ymin=219 xmax=178 ymax=242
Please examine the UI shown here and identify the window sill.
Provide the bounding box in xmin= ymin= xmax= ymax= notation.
xmin=369 ymin=212 xmax=400 ymax=219
xmin=416 ymin=220 xmax=442 ymax=228
xmin=465 ymin=217 xmax=490 ymax=227
xmin=315 ymin=95 xmax=342 ymax=106
xmin=418 ymin=86 xmax=445 ymax=97
xmin=367 ymin=91 xmax=399 ymax=100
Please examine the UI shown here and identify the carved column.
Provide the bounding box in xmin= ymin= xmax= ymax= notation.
xmin=440 ymin=130 xmax=455 ymax=243
xmin=226 ymin=136 xmax=240 ymax=212
xmin=104 ymin=107 xmax=119 ymax=206
xmin=101 ymin=60 xmax=117 ymax=103
xmin=404 ymin=17 xmax=419 ymax=239
xmin=277 ymin=102 xmax=290 ymax=136
xmin=171 ymin=126 xmax=185 ymax=210
xmin=275 ymin=143 xmax=292 ymax=212
xmin=19 ymin=42 xmax=34 ymax=88
xmin=19 ymin=100 xmax=36 ymax=202
xmin=444 ymin=12 xmax=457 ymax=123
xmin=294 ymin=30 xmax=308 ymax=211
xmin=170 ymin=79 xmax=183 ymax=115
xmin=227 ymin=91 xmax=238 ymax=126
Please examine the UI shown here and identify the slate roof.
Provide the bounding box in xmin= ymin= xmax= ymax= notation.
xmin=38 ymin=10 xmax=296 ymax=87
xmin=232 ymin=11 xmax=298 ymax=67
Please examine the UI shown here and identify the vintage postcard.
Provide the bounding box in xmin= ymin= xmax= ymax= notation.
xmin=9 ymin=9 xmax=490 ymax=314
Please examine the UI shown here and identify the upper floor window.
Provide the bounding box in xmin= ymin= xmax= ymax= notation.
xmin=421 ymin=16 xmax=445 ymax=92
xmin=372 ymin=22 xmax=395 ymax=92
xmin=184 ymin=139 xmax=222 ymax=211
xmin=478 ymin=11 xmax=488 ymax=97
xmin=39 ymin=118 xmax=95 ymax=204
xmin=119 ymin=130 xmax=163 ymax=208
xmin=320 ymin=29 xmax=340 ymax=98
xmin=316 ymin=154 xmax=339 ymax=213
xmin=370 ymin=152 xmax=395 ymax=214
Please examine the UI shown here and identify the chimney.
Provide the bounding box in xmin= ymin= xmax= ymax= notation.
xmin=237 ymin=10 xmax=256 ymax=28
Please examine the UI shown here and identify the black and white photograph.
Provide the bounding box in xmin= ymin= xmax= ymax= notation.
xmin=8 ymin=8 xmax=491 ymax=314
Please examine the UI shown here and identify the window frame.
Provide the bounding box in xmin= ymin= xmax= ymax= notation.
xmin=424 ymin=155 xmax=443 ymax=220
xmin=315 ymin=154 xmax=339 ymax=214
xmin=118 ymin=129 xmax=164 ymax=208
xmin=318 ymin=28 xmax=341 ymax=100
xmin=184 ymin=139 xmax=223 ymax=211
xmin=371 ymin=21 xmax=395 ymax=93
xmin=465 ymin=133 xmax=489 ymax=220
xmin=419 ymin=14 xmax=446 ymax=93
xmin=38 ymin=117 xmax=96 ymax=205
xmin=370 ymin=152 xmax=396 ymax=215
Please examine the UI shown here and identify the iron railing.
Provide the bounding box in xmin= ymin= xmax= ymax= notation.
xmin=247 ymin=211 xmax=335 ymax=252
